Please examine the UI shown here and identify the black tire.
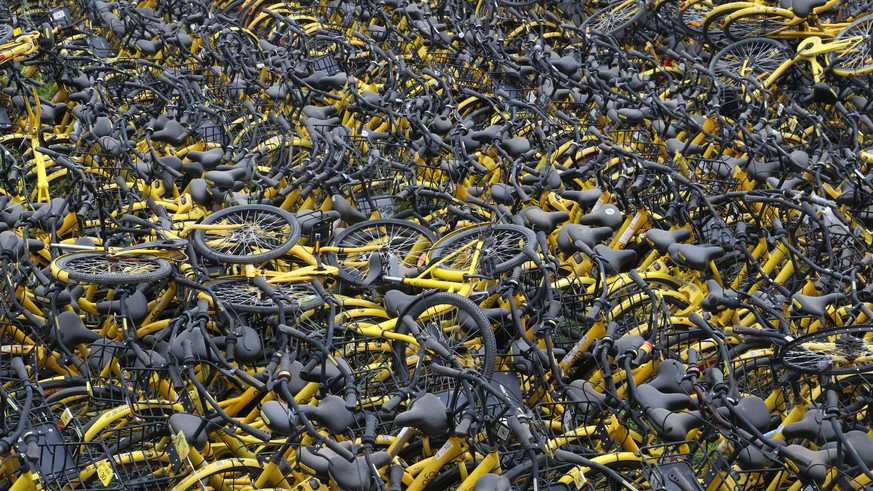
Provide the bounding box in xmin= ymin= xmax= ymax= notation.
xmin=722 ymin=9 xmax=798 ymax=42
xmin=393 ymin=292 xmax=497 ymax=382
xmin=779 ymin=326 xmax=873 ymax=376
xmin=709 ymin=38 xmax=792 ymax=87
xmin=677 ymin=0 xmax=710 ymax=36
xmin=206 ymin=277 xmax=325 ymax=314
xmin=324 ymin=218 xmax=437 ymax=287
xmin=829 ymin=14 xmax=873 ymax=76
xmin=580 ymin=0 xmax=647 ymax=38
xmin=701 ymin=6 xmax=743 ymax=49
xmin=428 ymin=224 xmax=536 ymax=277
xmin=52 ymin=252 xmax=173 ymax=286
xmin=191 ymin=204 xmax=300 ymax=264
xmin=46 ymin=386 xmax=117 ymax=423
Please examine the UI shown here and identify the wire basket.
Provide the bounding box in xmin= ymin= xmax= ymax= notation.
xmin=332 ymin=323 xmax=404 ymax=407
xmin=489 ymin=69 xmax=534 ymax=101
xmin=308 ymin=27 xmax=346 ymax=75
xmin=85 ymin=342 xmax=174 ymax=408
xmin=428 ymin=50 xmax=487 ymax=90
xmin=97 ymin=420 xmax=188 ymax=490
xmin=553 ymin=272 xmax=597 ymax=331
xmin=685 ymin=156 xmax=747 ymax=196
xmin=22 ymin=415 xmax=123 ymax=491
xmin=606 ymin=129 xmax=666 ymax=162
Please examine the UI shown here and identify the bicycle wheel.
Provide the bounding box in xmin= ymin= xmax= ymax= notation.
xmin=829 ymin=14 xmax=873 ymax=76
xmin=678 ymin=0 xmax=710 ymax=36
xmin=721 ymin=8 xmax=799 ymax=42
xmin=702 ymin=5 xmax=746 ymax=49
xmin=392 ymin=292 xmax=496 ymax=381
xmin=46 ymin=386 xmax=118 ymax=423
xmin=191 ymin=204 xmax=300 ymax=264
xmin=580 ymin=0 xmax=647 ymax=37
xmin=709 ymin=38 xmax=792 ymax=87
xmin=170 ymin=458 xmax=264 ymax=491
xmin=779 ymin=326 xmax=873 ymax=375
xmin=427 ymin=224 xmax=536 ymax=279
xmin=324 ymin=218 xmax=437 ymax=287
xmin=52 ymin=252 xmax=173 ymax=286
xmin=206 ymin=277 xmax=324 ymax=314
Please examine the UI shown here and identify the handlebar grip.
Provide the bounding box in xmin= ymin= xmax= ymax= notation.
xmin=197 ymin=296 xmax=211 ymax=315
xmin=182 ymin=339 xmax=195 ymax=365
xmin=345 ymin=390 xmax=358 ymax=411
xmin=382 ymin=394 xmax=404 ymax=413
xmin=627 ymin=269 xmax=648 ymax=290
xmin=826 ymin=389 xmax=839 ymax=413
xmin=326 ymin=438 xmax=356 ymax=462
xmin=25 ymin=434 xmax=40 ymax=461
xmin=428 ymin=362 xmax=463 ymax=378
xmin=573 ymin=240 xmax=596 ymax=258
xmin=506 ymin=415 xmax=535 ymax=448
xmin=686 ymin=348 xmax=699 ymax=369
xmin=253 ymin=276 xmax=276 ymax=297
xmin=363 ymin=413 xmax=377 ymax=446
xmin=687 ymin=312 xmax=713 ymax=334
xmin=454 ymin=414 xmax=473 ymax=436
xmin=10 ymin=357 xmax=29 ymax=383
xmin=634 ymin=340 xmax=653 ymax=366
xmin=706 ymin=294 xmax=740 ymax=310
xmin=225 ymin=331 xmax=236 ymax=363
xmin=302 ymin=356 xmax=321 ymax=374
xmin=389 ymin=463 xmax=405 ymax=491
xmin=246 ymin=426 xmax=272 ymax=442
xmin=584 ymin=302 xmax=603 ymax=323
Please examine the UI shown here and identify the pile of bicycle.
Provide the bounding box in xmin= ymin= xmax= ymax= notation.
xmin=1 ymin=0 xmax=873 ymax=489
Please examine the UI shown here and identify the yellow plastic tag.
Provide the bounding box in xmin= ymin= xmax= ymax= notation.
xmin=60 ymin=408 xmax=73 ymax=428
xmin=573 ymin=467 xmax=587 ymax=489
xmin=97 ymin=460 xmax=114 ymax=487
xmin=173 ymin=430 xmax=190 ymax=460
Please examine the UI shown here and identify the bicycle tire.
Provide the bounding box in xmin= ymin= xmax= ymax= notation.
xmin=393 ymin=292 xmax=497 ymax=381
xmin=52 ymin=252 xmax=173 ymax=286
xmin=702 ymin=5 xmax=746 ymax=49
xmin=324 ymin=218 xmax=437 ymax=287
xmin=721 ymin=8 xmax=798 ymax=42
xmin=677 ymin=0 xmax=710 ymax=35
xmin=191 ymin=204 xmax=300 ymax=264
xmin=709 ymin=38 xmax=792 ymax=87
xmin=46 ymin=386 xmax=117 ymax=423
xmin=829 ymin=14 xmax=873 ymax=76
xmin=169 ymin=458 xmax=264 ymax=491
xmin=427 ymin=224 xmax=536 ymax=279
xmin=779 ymin=326 xmax=873 ymax=375
xmin=206 ymin=277 xmax=325 ymax=314
xmin=580 ymin=0 xmax=647 ymax=38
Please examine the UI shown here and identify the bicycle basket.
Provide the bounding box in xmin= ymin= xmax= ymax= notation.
xmin=22 ymin=422 xmax=123 ymax=491
xmin=98 ymin=420 xmax=189 ymax=490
